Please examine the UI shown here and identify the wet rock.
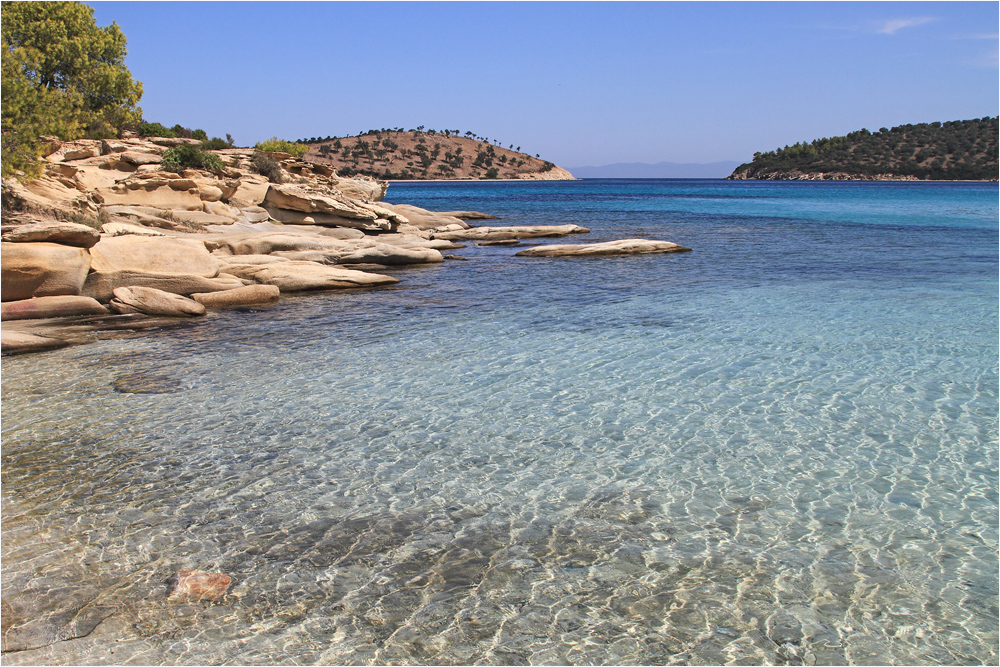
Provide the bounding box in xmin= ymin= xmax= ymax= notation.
xmin=112 ymin=372 xmax=184 ymax=394
xmin=1 ymin=295 xmax=109 ymax=321
xmin=443 ymin=254 xmax=468 ymax=261
xmin=438 ymin=210 xmax=499 ymax=220
xmin=109 ymin=286 xmax=206 ymax=317
xmin=0 ymin=331 xmax=70 ymax=355
xmin=227 ymin=261 xmax=399 ymax=292
xmin=515 ymin=239 xmax=692 ymax=257
xmin=1 ymin=242 xmax=91 ymax=301
xmin=192 ymin=284 xmax=280 ymax=308
xmin=166 ymin=570 xmax=231 ymax=601
xmin=476 ymin=239 xmax=521 ymax=246
xmin=435 ymin=224 xmax=589 ymax=241
xmin=1 ymin=220 xmax=101 ymax=248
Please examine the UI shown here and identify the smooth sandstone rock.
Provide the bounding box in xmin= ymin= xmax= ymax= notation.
xmin=263 ymin=183 xmax=378 ymax=220
xmin=167 ymin=570 xmax=231 ymax=601
xmin=192 ymin=284 xmax=280 ymax=308
xmin=438 ymin=210 xmax=499 ymax=220
xmin=1 ymin=331 xmax=70 ymax=355
xmin=216 ymin=253 xmax=291 ymax=266
xmin=338 ymin=245 xmax=444 ymax=265
xmin=1 ymin=296 xmax=109 ymax=321
xmin=515 ymin=239 xmax=692 ymax=257
xmin=89 ymin=236 xmax=220 ymax=277
xmin=376 ymin=203 xmax=470 ymax=230
xmin=435 ymin=224 xmax=590 ymax=241
xmin=1 ymin=242 xmax=91 ymax=301
xmin=1 ymin=221 xmax=101 ymax=248
xmin=318 ymin=227 xmax=366 ymax=240
xmin=83 ymin=271 xmax=245 ymax=302
xmin=333 ymin=176 xmax=387 ymax=202
xmin=226 ymin=261 xmax=399 ymax=292
xmin=110 ymin=286 xmax=206 ymax=317
xmin=220 ymin=233 xmax=350 ymax=257
xmin=100 ymin=221 xmax=166 ymax=236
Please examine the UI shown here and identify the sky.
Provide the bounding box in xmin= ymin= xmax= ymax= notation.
xmin=88 ymin=1 xmax=999 ymax=168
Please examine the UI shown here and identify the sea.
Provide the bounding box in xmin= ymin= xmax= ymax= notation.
xmin=1 ymin=179 xmax=997 ymax=665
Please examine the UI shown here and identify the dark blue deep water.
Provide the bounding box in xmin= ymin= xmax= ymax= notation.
xmin=2 ymin=180 xmax=997 ymax=665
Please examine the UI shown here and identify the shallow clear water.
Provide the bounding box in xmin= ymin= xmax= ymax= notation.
xmin=2 ymin=180 xmax=997 ymax=665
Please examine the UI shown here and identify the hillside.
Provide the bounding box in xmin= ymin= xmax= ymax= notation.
xmin=728 ymin=117 xmax=998 ymax=181
xmin=298 ymin=128 xmax=575 ymax=181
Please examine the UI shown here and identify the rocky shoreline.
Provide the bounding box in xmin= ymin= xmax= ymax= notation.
xmin=1 ymin=136 xmax=686 ymax=355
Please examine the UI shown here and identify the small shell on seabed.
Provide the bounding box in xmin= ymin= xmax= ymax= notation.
xmin=167 ymin=569 xmax=231 ymax=601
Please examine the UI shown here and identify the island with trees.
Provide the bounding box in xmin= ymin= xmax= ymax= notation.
xmin=298 ymin=129 xmax=575 ymax=181
xmin=728 ymin=118 xmax=998 ymax=181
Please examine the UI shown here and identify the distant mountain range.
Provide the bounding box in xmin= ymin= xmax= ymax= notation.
xmin=568 ymin=160 xmax=742 ymax=179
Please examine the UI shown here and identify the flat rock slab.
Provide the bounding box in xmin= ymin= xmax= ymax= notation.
xmin=110 ymin=286 xmax=206 ymax=317
xmin=192 ymin=284 xmax=280 ymax=308
xmin=227 ymin=261 xmax=399 ymax=292
xmin=89 ymin=235 xmax=221 ymax=277
xmin=435 ymin=225 xmax=589 ymax=241
xmin=0 ymin=331 xmax=70 ymax=355
xmin=1 ymin=221 xmax=101 ymax=248
xmin=1 ymin=241 xmax=91 ymax=301
xmin=2 ymin=296 xmax=109 ymax=321
xmin=515 ymin=239 xmax=692 ymax=257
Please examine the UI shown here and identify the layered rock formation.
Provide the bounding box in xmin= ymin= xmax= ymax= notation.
xmin=0 ymin=136 xmax=594 ymax=354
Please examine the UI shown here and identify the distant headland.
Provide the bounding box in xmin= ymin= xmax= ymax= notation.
xmin=728 ymin=117 xmax=998 ymax=181
xmin=297 ymin=128 xmax=575 ymax=181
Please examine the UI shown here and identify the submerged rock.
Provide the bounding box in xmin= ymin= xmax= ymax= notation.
xmin=166 ymin=570 xmax=231 ymax=601
xmin=227 ymin=261 xmax=399 ymax=292
xmin=515 ymin=239 xmax=692 ymax=257
xmin=112 ymin=372 xmax=184 ymax=394
xmin=0 ymin=331 xmax=70 ymax=355
xmin=435 ymin=224 xmax=589 ymax=241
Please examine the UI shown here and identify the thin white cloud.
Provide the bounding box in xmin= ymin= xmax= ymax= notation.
xmin=877 ymin=17 xmax=937 ymax=35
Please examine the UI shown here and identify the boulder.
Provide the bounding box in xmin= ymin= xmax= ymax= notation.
xmin=376 ymin=203 xmax=470 ymax=230
xmin=89 ymin=236 xmax=221 ymax=277
xmin=83 ymin=271 xmax=245 ymax=302
xmin=198 ymin=184 xmax=224 ymax=202
xmin=225 ymin=261 xmax=398 ymax=292
xmin=435 ymin=225 xmax=590 ymax=241
xmin=1 ymin=242 xmax=91 ymax=301
xmin=230 ymin=179 xmax=271 ymax=206
xmin=2 ymin=296 xmax=109 ymax=321
xmin=1 ymin=331 xmax=70 ymax=355
xmin=1 ymin=221 xmax=101 ymax=248
xmin=332 ymin=175 xmax=387 ymax=201
xmin=216 ymin=254 xmax=291 ymax=266
xmin=239 ymin=206 xmax=271 ymax=223
xmin=109 ymin=286 xmax=206 ymax=317
xmin=515 ymin=239 xmax=692 ymax=257
xmin=118 ymin=151 xmax=162 ymax=166
xmin=338 ymin=245 xmax=444 ymax=266
xmin=263 ymin=206 xmax=390 ymax=230
xmin=192 ymin=284 xmax=280 ymax=308
xmin=263 ymin=183 xmax=379 ymax=220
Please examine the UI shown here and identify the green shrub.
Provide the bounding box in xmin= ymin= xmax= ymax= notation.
xmin=250 ymin=152 xmax=283 ymax=183
xmin=484 ymin=167 xmax=499 ymax=179
xmin=192 ymin=129 xmax=208 ymax=141
xmin=137 ymin=122 xmax=175 ymax=137
xmin=254 ymin=137 xmax=309 ymax=157
xmin=161 ymin=144 xmax=223 ymax=172
xmin=201 ymin=137 xmax=230 ymax=150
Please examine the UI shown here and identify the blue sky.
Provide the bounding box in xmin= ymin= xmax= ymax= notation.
xmin=89 ymin=1 xmax=998 ymax=167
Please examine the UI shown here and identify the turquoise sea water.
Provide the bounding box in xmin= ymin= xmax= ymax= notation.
xmin=1 ymin=180 xmax=997 ymax=665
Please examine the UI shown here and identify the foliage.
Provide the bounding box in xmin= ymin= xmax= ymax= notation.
xmin=254 ymin=137 xmax=308 ymax=157
xmin=250 ymin=151 xmax=283 ymax=183
xmin=137 ymin=121 xmax=175 ymax=137
xmin=732 ymin=118 xmax=999 ymax=180
xmin=2 ymin=0 xmax=144 ymax=177
xmin=200 ymin=136 xmax=230 ymax=150
xmin=160 ymin=144 xmax=223 ymax=173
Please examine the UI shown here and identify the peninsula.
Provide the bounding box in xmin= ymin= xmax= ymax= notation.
xmin=728 ymin=117 xmax=998 ymax=181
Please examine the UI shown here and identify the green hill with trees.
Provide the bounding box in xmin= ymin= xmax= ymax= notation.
xmin=729 ymin=118 xmax=998 ymax=181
